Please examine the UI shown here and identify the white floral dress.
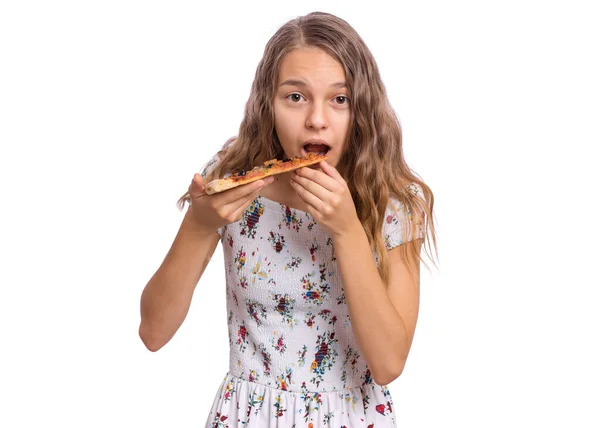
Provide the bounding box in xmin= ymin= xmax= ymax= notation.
xmin=200 ymin=154 xmax=426 ymax=428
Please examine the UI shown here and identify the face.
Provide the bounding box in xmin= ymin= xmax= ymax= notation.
xmin=273 ymin=47 xmax=351 ymax=169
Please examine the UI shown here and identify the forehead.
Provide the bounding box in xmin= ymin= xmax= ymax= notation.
xmin=277 ymin=47 xmax=346 ymax=84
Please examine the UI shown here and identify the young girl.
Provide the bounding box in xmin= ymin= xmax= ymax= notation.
xmin=140 ymin=11 xmax=437 ymax=428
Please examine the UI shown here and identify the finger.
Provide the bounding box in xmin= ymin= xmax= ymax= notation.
xmin=217 ymin=176 xmax=274 ymax=215
xmin=227 ymin=186 xmax=264 ymax=216
xmin=228 ymin=188 xmax=264 ymax=221
xmin=295 ymin=164 xmax=341 ymax=193
xmin=318 ymin=160 xmax=345 ymax=183
xmin=291 ymin=173 xmax=330 ymax=203
xmin=304 ymin=160 xmax=345 ymax=186
xmin=189 ymin=173 xmax=206 ymax=197
xmin=290 ymin=178 xmax=327 ymax=212
xmin=216 ymin=177 xmax=274 ymax=205
xmin=290 ymin=185 xmax=320 ymax=219
xmin=192 ymin=173 xmax=204 ymax=186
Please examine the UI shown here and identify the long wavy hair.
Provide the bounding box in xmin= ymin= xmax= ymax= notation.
xmin=177 ymin=11 xmax=438 ymax=285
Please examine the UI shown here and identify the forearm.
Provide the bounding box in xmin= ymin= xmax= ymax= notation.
xmin=332 ymin=223 xmax=409 ymax=384
xmin=139 ymin=211 xmax=219 ymax=351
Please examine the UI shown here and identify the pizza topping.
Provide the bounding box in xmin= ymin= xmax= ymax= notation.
xmin=231 ymin=169 xmax=261 ymax=182
xmin=227 ymin=153 xmax=326 ymax=181
xmin=204 ymin=152 xmax=327 ymax=194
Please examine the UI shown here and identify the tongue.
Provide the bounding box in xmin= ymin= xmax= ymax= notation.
xmin=305 ymin=144 xmax=328 ymax=153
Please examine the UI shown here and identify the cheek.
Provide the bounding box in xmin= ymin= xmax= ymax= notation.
xmin=273 ymin=110 xmax=295 ymax=148
xmin=339 ymin=108 xmax=351 ymax=124
xmin=273 ymin=101 xmax=286 ymax=125
xmin=274 ymin=110 xmax=300 ymax=137
xmin=333 ymin=112 xmax=351 ymax=135
xmin=276 ymin=106 xmax=297 ymax=124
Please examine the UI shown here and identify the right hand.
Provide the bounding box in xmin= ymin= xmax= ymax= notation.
xmin=186 ymin=173 xmax=275 ymax=235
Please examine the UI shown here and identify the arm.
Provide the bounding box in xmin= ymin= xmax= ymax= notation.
xmin=332 ymin=228 xmax=422 ymax=385
xmin=290 ymin=161 xmax=423 ymax=385
xmin=139 ymin=172 xmax=275 ymax=352
xmin=138 ymin=209 xmax=220 ymax=352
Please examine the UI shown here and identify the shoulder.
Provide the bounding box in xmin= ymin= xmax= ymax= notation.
xmin=406 ymin=182 xmax=425 ymax=199
xmin=386 ymin=182 xmax=426 ymax=215
xmin=383 ymin=182 xmax=427 ymax=249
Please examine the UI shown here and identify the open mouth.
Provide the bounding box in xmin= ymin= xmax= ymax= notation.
xmin=303 ymin=143 xmax=330 ymax=156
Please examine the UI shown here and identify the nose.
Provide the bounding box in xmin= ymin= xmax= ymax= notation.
xmin=305 ymin=102 xmax=327 ymax=130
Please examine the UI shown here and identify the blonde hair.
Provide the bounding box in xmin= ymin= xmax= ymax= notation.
xmin=178 ymin=11 xmax=438 ymax=284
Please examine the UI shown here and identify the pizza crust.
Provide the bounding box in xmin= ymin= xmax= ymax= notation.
xmin=204 ymin=152 xmax=327 ymax=195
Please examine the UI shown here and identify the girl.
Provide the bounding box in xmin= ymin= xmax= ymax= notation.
xmin=140 ymin=11 xmax=437 ymax=428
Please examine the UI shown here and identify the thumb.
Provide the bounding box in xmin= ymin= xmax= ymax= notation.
xmin=189 ymin=173 xmax=206 ymax=197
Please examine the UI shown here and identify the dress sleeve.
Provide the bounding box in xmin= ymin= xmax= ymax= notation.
xmin=199 ymin=137 xmax=236 ymax=179
xmin=382 ymin=182 xmax=427 ymax=250
xmin=199 ymin=152 xmax=221 ymax=180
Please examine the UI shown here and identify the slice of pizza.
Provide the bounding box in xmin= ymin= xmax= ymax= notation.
xmin=204 ymin=152 xmax=328 ymax=195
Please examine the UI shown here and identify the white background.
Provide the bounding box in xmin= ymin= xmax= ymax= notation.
xmin=1 ymin=1 xmax=599 ymax=427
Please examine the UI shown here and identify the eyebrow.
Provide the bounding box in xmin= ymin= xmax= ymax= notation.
xmin=279 ymin=79 xmax=347 ymax=89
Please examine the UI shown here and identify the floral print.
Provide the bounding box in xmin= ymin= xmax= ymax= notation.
xmin=272 ymin=292 xmax=299 ymax=328
xmin=301 ymin=270 xmax=331 ymax=306
xmin=280 ymin=205 xmax=303 ymax=232
xmin=200 ymin=153 xmax=426 ymax=427
xmin=240 ymin=200 xmax=265 ymax=238
xmin=310 ymin=330 xmax=339 ymax=388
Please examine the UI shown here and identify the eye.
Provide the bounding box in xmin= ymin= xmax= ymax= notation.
xmin=334 ymin=96 xmax=350 ymax=105
xmin=286 ymin=93 xmax=305 ymax=103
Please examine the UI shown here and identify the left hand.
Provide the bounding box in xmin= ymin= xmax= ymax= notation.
xmin=290 ymin=160 xmax=361 ymax=238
